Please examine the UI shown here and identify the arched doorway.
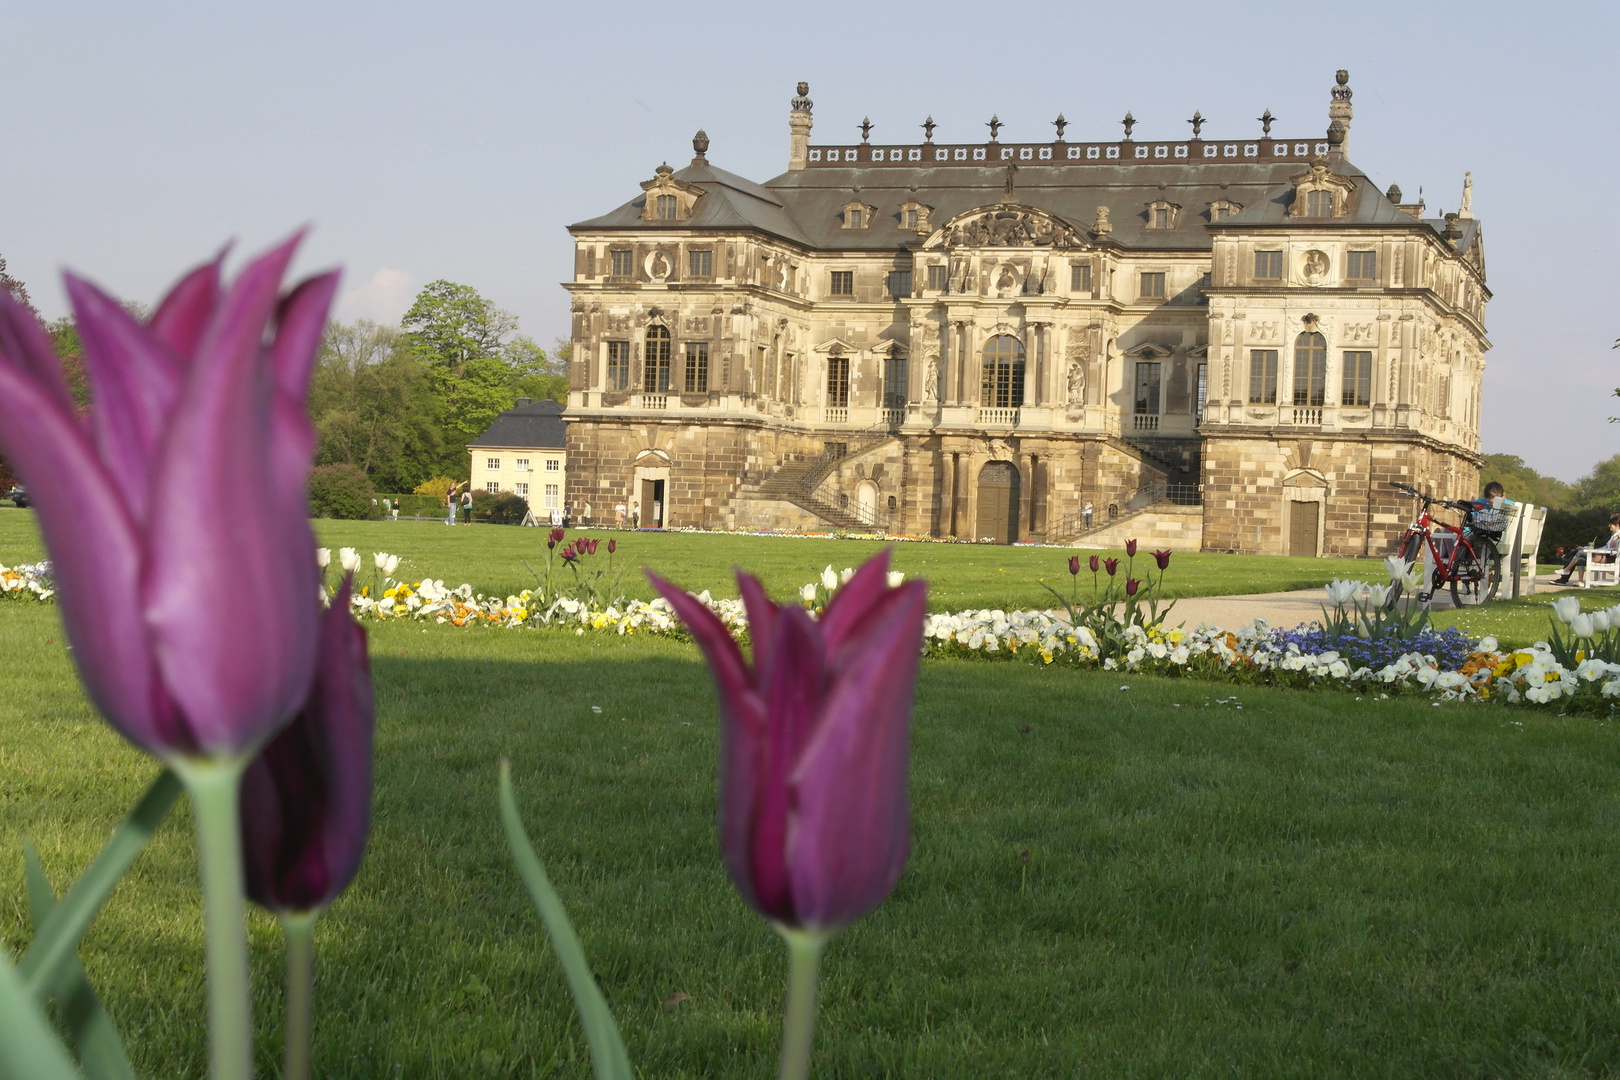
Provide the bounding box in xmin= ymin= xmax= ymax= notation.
xmin=857 ymin=480 xmax=879 ymax=524
xmin=976 ymin=461 xmax=1020 ymax=544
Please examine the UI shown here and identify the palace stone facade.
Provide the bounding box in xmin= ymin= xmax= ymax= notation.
xmin=562 ymin=71 xmax=1487 ymax=553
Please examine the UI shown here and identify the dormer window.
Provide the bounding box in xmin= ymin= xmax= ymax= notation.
xmin=1288 ymin=159 xmax=1355 ymax=219
xmin=897 ymin=200 xmax=933 ymax=234
xmin=1209 ymin=199 xmax=1243 ymax=221
xmin=840 ymin=200 xmax=875 ymax=229
xmin=639 ymin=163 xmax=704 ymax=222
xmin=656 ymin=195 xmax=678 ymax=219
xmin=905 ymin=209 xmax=919 ymax=229
xmin=1146 ymin=200 xmax=1181 ymax=229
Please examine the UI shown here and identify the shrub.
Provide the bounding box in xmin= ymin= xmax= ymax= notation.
xmin=413 ymin=476 xmax=458 ymax=499
xmin=380 ymin=493 xmax=442 ymax=518
xmin=309 ymin=464 xmax=378 ymax=520
xmin=485 ymin=491 xmax=531 ymax=525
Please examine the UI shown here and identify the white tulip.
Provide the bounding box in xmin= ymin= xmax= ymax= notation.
xmin=1324 ymin=579 xmax=1361 ymax=607
xmin=383 ymin=554 xmax=400 ymax=576
xmin=1552 ymin=596 xmax=1582 ymax=625
xmin=821 ymin=566 xmax=838 ymax=591
xmin=1572 ymin=613 xmax=1595 ymax=639
xmin=887 ymin=571 xmax=905 ymax=588
xmin=339 ymin=547 xmax=361 ymax=573
xmin=800 ymin=583 xmax=818 ymax=603
xmin=841 ymin=567 xmax=856 ymax=584
xmin=1384 ymin=555 xmax=1410 ymax=583
xmin=1594 ymin=610 xmax=1612 ymax=634
xmin=1366 ymin=583 xmax=1390 ymax=608
xmin=315 ymin=547 xmax=331 ymax=568
xmin=373 ymin=551 xmax=391 ymax=569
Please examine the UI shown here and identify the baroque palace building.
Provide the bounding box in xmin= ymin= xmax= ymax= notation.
xmin=562 ymin=71 xmax=1487 ymax=553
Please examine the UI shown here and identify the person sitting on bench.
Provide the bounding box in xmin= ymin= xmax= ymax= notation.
xmin=1552 ymin=512 xmax=1620 ymax=586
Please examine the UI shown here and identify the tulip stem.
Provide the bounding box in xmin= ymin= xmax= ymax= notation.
xmin=281 ymin=911 xmax=317 ymax=1080
xmin=777 ymin=928 xmax=828 ymax=1080
xmin=174 ymin=756 xmax=253 ymax=1080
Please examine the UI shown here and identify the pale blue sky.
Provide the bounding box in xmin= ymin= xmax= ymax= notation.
xmin=2 ymin=0 xmax=1614 ymax=481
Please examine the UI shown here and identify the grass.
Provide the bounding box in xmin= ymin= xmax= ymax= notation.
xmin=0 ymin=507 xmax=1390 ymax=613
xmin=6 ymin=598 xmax=1620 ymax=1077
xmin=1437 ymin=585 xmax=1620 ymax=649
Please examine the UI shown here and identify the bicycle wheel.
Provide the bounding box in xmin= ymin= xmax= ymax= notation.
xmin=1450 ymin=542 xmax=1501 ymax=607
xmin=1385 ymin=533 xmax=1423 ymax=611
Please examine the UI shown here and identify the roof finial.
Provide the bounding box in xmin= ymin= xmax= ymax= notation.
xmin=791 ymin=81 xmax=813 ymax=113
xmin=1121 ymin=111 xmax=1136 ymax=140
xmin=1257 ymin=109 xmax=1275 ymax=136
xmin=859 ymin=117 xmax=873 ymax=143
xmin=986 ymin=114 xmax=1002 ymax=142
xmin=1052 ymin=113 xmax=1068 ymax=140
xmin=1188 ymin=110 xmax=1206 ymax=138
xmin=692 ymin=129 xmax=709 ymax=158
xmin=1327 ymin=69 xmax=1352 ymax=153
xmin=921 ymin=115 xmax=936 ymax=141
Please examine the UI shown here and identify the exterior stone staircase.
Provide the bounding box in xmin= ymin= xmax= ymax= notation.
xmin=746 ymin=428 xmax=900 ymax=531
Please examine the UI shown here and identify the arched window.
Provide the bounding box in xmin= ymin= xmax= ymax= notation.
xmin=1292 ymin=332 xmax=1326 ymax=407
xmin=980 ymin=335 xmax=1025 ymax=409
xmin=644 ymin=325 xmax=671 ymax=392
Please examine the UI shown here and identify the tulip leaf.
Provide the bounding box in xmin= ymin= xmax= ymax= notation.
xmin=498 ymin=761 xmax=634 ymax=1080
xmin=23 ymin=845 xmax=136 ymax=1080
xmin=0 ymin=946 xmax=81 ymax=1080
xmin=20 ymin=769 xmax=181 ymax=1002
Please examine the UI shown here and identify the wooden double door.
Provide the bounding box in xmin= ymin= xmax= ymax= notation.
xmin=976 ymin=462 xmax=1020 ymax=545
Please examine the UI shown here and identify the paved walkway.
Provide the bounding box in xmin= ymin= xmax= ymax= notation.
xmin=1168 ymin=578 xmax=1573 ymax=630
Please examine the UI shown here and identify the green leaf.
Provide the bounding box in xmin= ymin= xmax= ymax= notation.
xmin=23 ymin=845 xmax=136 ymax=1080
xmin=498 ymin=760 xmax=633 ymax=1080
xmin=0 ymin=947 xmax=81 ymax=1080
xmin=20 ymin=769 xmax=181 ymax=1002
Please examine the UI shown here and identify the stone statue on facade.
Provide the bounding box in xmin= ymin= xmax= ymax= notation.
xmin=1459 ymin=172 xmax=1474 ymax=218
xmin=1067 ymin=359 xmax=1086 ymax=404
xmin=923 ymin=358 xmax=939 ymax=403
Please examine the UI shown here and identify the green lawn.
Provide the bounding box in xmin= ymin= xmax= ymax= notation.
xmin=6 ymin=599 xmax=1620 ymax=1077
xmin=0 ymin=507 xmax=1390 ymax=613
xmin=1437 ymin=586 xmax=1620 ymax=649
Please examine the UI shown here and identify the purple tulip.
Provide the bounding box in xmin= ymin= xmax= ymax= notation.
xmin=608 ymin=538 xmax=617 ymax=554
xmin=1126 ymin=577 xmax=1141 ymax=596
xmin=560 ymin=544 xmax=577 ymax=562
xmin=1068 ymin=555 xmax=1081 ymax=576
xmin=1104 ymin=557 xmax=1119 ymax=577
xmin=1125 ymin=539 xmax=1138 ymax=558
xmin=1152 ymin=549 xmax=1172 ymax=571
xmin=1089 ymin=554 xmax=1100 ymax=573
xmin=649 ymin=550 xmax=925 ymax=932
xmin=240 ymin=579 xmax=375 ymax=913
xmin=0 ymin=238 xmax=335 ymax=758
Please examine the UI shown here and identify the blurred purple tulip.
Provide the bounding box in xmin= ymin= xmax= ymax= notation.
xmin=240 ymin=579 xmax=375 ymax=913
xmin=1126 ymin=577 xmax=1141 ymax=596
xmin=0 ymin=238 xmax=335 ymax=758
xmin=1104 ymin=558 xmax=1119 ymax=577
xmin=1089 ymin=555 xmax=1100 ymax=573
xmin=608 ymin=538 xmax=617 ymax=554
xmin=1067 ymin=555 xmax=1081 ymax=576
xmin=561 ymin=545 xmax=577 ymax=562
xmin=1152 ymin=549 xmax=1172 ymax=570
xmin=1125 ymin=539 xmax=1138 ymax=558
xmin=649 ymin=550 xmax=926 ymax=933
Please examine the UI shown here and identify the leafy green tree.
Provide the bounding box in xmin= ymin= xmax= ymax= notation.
xmin=400 ymin=280 xmax=519 ymax=372
xmin=1478 ymin=453 xmax=1573 ymax=510
xmin=308 ymin=320 xmax=441 ymax=492
xmin=1574 ymin=454 xmax=1620 ymax=510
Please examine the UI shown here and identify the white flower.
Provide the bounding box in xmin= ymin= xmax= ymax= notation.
xmin=1572 ymin=613 xmax=1595 ymax=639
xmin=339 ymin=547 xmax=361 ymax=573
xmin=841 ymin=567 xmax=856 ymax=585
xmin=1324 ymin=579 xmax=1362 ymax=607
xmin=373 ymin=551 xmax=391 ymax=569
xmin=316 ymin=547 xmax=331 ymax=567
xmin=1365 ymin=583 xmax=1390 ymax=608
xmin=1552 ymin=596 xmax=1582 ymax=625
xmin=821 ymin=566 xmax=839 ymax=591
xmin=1384 ymin=555 xmax=1411 ymax=583
xmin=383 ymin=554 xmax=400 ymax=575
xmin=800 ymin=583 xmax=818 ymax=603
xmin=887 ymin=571 xmax=905 ymax=588
xmin=1595 ymin=610 xmax=1613 ymax=634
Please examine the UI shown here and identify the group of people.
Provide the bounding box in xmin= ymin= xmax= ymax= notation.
xmin=1465 ymin=480 xmax=1618 ymax=588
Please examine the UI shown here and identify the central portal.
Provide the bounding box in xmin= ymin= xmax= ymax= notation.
xmin=976 ymin=461 xmax=1020 ymax=544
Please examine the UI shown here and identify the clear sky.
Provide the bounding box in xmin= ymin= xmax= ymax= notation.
xmin=2 ymin=0 xmax=1614 ymax=482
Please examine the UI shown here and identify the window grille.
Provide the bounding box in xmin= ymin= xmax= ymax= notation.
xmin=1346 ymin=250 xmax=1377 ymax=283
xmin=926 ymin=264 xmax=948 ymax=291
xmin=1293 ymin=332 xmax=1327 ymax=407
xmin=887 ymin=270 xmax=911 ymax=298
xmin=1071 ymin=263 xmax=1092 ymax=292
xmin=980 ymin=335 xmax=1025 ymax=409
xmin=688 ymin=249 xmax=713 ymax=277
xmin=545 ymin=459 xmax=559 ymax=472
xmin=486 ymin=457 xmax=500 ymax=470
xmin=1139 ymin=272 xmax=1166 ymax=298
xmin=644 ymin=325 xmax=672 ymax=392
xmin=829 ymin=271 xmax=854 ymax=296
xmin=610 ymin=250 xmax=634 ymax=276
xmin=656 ymin=194 xmax=678 ymax=219
xmin=1342 ymin=351 xmax=1372 ymax=406
xmin=684 ymin=342 xmax=709 ymax=393
xmin=1305 ymin=189 xmax=1332 ymax=216
xmin=883 ymin=354 xmax=908 ymax=410
xmin=826 ymin=356 xmax=850 ymax=408
xmin=606 ymin=341 xmax=631 ymax=391
xmin=1254 ymin=251 xmax=1284 ymax=280
xmin=1249 ymin=350 xmax=1278 ymax=404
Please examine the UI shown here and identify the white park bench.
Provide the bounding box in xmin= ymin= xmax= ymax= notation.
xmin=1492 ymin=502 xmax=1549 ymax=596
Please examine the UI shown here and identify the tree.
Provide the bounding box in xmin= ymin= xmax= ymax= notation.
xmin=1574 ymin=453 xmax=1620 ymax=510
xmin=0 ymin=253 xmax=36 ymax=316
xmin=308 ymin=320 xmax=440 ymax=492
xmin=400 ymin=280 xmax=519 ymax=372
xmin=1478 ymin=453 xmax=1573 ymax=510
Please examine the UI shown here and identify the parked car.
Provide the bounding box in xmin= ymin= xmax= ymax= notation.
xmin=5 ymin=484 xmax=28 ymax=508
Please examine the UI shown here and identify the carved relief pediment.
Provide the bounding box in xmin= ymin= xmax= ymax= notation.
xmin=925 ymin=205 xmax=1084 ymax=250
xmin=812 ymin=337 xmax=860 ymax=355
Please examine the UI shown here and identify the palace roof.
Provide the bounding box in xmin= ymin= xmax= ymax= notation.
xmin=467 ymin=398 xmax=566 ymax=450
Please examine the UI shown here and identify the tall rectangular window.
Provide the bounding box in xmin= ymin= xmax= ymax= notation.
xmin=1293 ymin=333 xmax=1327 ymax=407
xmin=883 ymin=354 xmax=908 ymax=409
xmin=905 ymin=209 xmax=919 ymax=229
xmin=848 ymin=208 xmax=863 ymax=228
xmin=606 ymin=340 xmax=631 ymax=390
xmin=1139 ymin=272 xmax=1166 ymax=298
xmin=887 ymin=270 xmax=911 ymax=298
xmin=688 ymin=249 xmax=713 ymax=277
xmin=1248 ymin=350 xmax=1279 ymax=404
xmin=684 ymin=342 xmax=709 ymax=393
xmin=1152 ymin=207 xmax=1170 ymax=228
xmin=1306 ymin=190 xmax=1333 ymax=216
xmin=545 ymin=484 xmax=559 ymax=509
xmin=516 ymin=483 xmax=529 ymax=496
xmin=644 ymin=326 xmax=671 ymax=392
xmin=610 ymin=250 xmax=634 ymax=276
xmin=830 ymin=271 xmax=854 ymax=296
xmin=926 ymin=264 xmax=948 ymax=291
xmin=1254 ymin=250 xmax=1284 ymax=280
xmin=1342 ymin=351 xmax=1372 ymax=406
xmin=656 ymin=195 xmax=678 ymax=219
xmin=826 ymin=357 xmax=850 ymax=407
xmin=1196 ymin=362 xmax=1208 ymax=422
xmin=1346 ymin=250 xmax=1377 ymax=283
xmin=1134 ymin=362 xmax=1162 ymax=414
xmin=1071 ymin=263 xmax=1092 ymax=292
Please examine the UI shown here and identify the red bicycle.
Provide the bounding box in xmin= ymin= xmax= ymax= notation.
xmin=1385 ymin=481 xmax=1501 ymax=608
